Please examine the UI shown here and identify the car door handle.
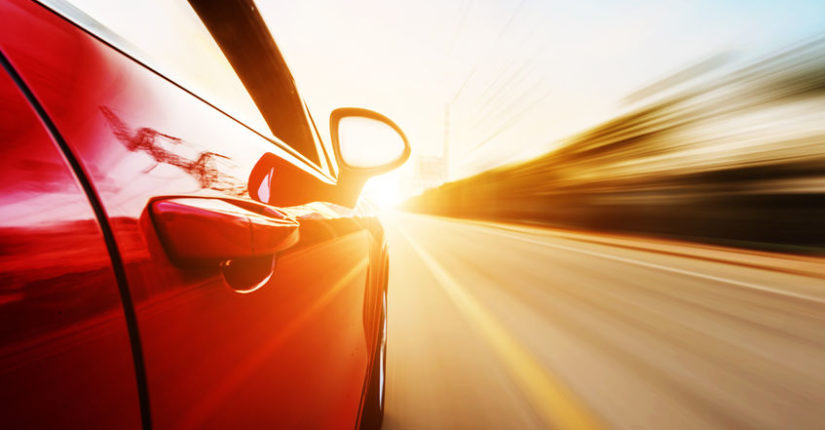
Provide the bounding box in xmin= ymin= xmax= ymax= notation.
xmin=149 ymin=197 xmax=300 ymax=266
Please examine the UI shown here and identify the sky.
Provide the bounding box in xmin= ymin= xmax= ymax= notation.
xmin=256 ymin=0 xmax=825 ymax=202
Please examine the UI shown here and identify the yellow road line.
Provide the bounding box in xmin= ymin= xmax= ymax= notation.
xmin=398 ymin=228 xmax=606 ymax=430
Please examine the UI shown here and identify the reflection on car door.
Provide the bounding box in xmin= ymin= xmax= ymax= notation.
xmin=0 ymin=52 xmax=141 ymax=427
xmin=0 ymin=1 xmax=375 ymax=429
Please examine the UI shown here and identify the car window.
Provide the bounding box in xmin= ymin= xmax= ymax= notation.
xmin=187 ymin=0 xmax=326 ymax=168
xmin=43 ymin=0 xmax=329 ymax=170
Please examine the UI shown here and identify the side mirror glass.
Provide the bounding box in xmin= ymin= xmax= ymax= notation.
xmin=331 ymin=108 xmax=410 ymax=176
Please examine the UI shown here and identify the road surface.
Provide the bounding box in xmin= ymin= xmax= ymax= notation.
xmin=380 ymin=213 xmax=825 ymax=430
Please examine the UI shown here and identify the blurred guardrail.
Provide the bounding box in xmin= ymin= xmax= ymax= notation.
xmin=405 ymin=38 xmax=825 ymax=253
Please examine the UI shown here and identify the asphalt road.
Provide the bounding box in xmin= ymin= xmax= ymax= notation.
xmin=380 ymin=213 xmax=825 ymax=430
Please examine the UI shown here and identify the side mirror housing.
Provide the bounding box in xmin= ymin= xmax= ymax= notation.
xmin=330 ymin=107 xmax=411 ymax=206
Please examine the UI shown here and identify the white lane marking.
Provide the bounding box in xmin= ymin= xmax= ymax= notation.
xmin=430 ymin=217 xmax=825 ymax=306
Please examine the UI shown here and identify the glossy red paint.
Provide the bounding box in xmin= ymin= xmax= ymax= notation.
xmin=150 ymin=197 xmax=300 ymax=264
xmin=0 ymin=1 xmax=388 ymax=429
xmin=0 ymin=47 xmax=140 ymax=427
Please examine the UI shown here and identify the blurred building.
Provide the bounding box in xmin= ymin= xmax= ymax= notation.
xmin=404 ymin=155 xmax=448 ymax=197
xmin=405 ymin=38 xmax=825 ymax=250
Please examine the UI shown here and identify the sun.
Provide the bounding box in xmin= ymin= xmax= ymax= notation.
xmin=361 ymin=172 xmax=403 ymax=209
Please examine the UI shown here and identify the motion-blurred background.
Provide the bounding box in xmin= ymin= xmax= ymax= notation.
xmin=263 ymin=2 xmax=825 ymax=429
xmin=264 ymin=0 xmax=825 ymax=251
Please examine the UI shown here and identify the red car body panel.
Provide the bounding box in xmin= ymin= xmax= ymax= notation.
xmin=0 ymin=0 xmax=386 ymax=428
xmin=0 ymin=45 xmax=141 ymax=427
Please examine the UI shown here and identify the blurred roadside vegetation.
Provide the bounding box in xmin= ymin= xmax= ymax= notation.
xmin=405 ymin=38 xmax=825 ymax=253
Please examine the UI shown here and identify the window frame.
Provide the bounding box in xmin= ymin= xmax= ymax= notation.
xmin=36 ymin=0 xmax=339 ymax=181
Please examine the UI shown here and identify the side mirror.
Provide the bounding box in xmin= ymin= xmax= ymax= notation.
xmin=331 ymin=107 xmax=410 ymax=175
xmin=247 ymin=108 xmax=410 ymax=208
xmin=330 ymin=107 xmax=411 ymax=205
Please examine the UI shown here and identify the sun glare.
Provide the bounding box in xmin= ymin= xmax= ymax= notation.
xmin=362 ymin=172 xmax=403 ymax=209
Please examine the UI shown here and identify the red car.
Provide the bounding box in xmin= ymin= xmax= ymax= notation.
xmin=0 ymin=0 xmax=409 ymax=428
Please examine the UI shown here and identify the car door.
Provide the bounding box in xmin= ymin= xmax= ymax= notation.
xmin=0 ymin=0 xmax=380 ymax=428
xmin=0 ymin=48 xmax=141 ymax=427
